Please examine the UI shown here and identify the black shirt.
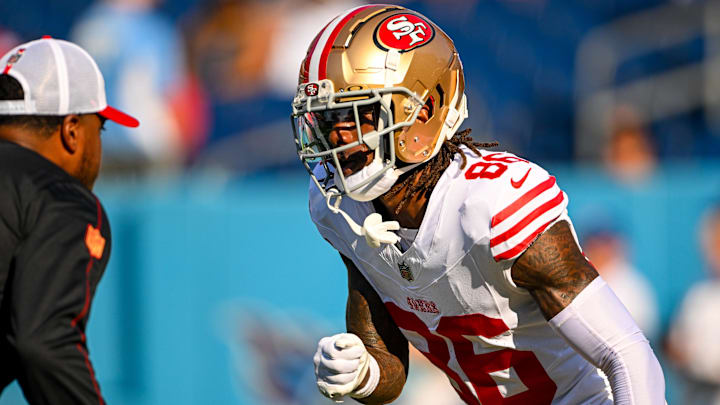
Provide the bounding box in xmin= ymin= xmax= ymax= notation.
xmin=0 ymin=139 xmax=110 ymax=404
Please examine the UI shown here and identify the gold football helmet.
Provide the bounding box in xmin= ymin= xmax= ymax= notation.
xmin=292 ymin=4 xmax=467 ymax=201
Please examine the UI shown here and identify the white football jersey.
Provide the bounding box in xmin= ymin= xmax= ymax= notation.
xmin=309 ymin=147 xmax=612 ymax=405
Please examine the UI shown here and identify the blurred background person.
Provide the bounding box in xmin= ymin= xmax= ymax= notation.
xmin=185 ymin=0 xmax=363 ymax=174
xmin=603 ymin=104 xmax=658 ymax=186
xmin=666 ymin=204 xmax=720 ymax=405
xmin=0 ymin=27 xmax=19 ymax=56
xmin=70 ymin=0 xmax=194 ymax=174
xmin=579 ymin=210 xmax=660 ymax=341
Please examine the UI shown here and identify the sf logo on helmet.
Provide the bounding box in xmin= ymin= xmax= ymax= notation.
xmin=304 ymin=83 xmax=319 ymax=97
xmin=375 ymin=13 xmax=435 ymax=52
xmin=388 ymin=16 xmax=427 ymax=46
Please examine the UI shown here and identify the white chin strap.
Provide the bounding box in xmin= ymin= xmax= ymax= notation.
xmin=329 ymin=155 xmax=421 ymax=248
xmin=325 ymin=189 xmax=401 ymax=248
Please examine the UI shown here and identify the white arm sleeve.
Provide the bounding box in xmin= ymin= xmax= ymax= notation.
xmin=548 ymin=277 xmax=665 ymax=405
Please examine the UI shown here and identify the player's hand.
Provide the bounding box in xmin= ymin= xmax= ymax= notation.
xmin=313 ymin=333 xmax=371 ymax=401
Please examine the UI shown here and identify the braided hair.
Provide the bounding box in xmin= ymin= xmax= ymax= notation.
xmin=384 ymin=129 xmax=498 ymax=215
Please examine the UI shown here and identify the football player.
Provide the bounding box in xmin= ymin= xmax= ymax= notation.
xmin=291 ymin=4 xmax=665 ymax=404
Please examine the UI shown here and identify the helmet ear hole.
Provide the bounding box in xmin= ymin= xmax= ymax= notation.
xmin=382 ymin=100 xmax=396 ymax=160
xmin=387 ymin=99 xmax=396 ymax=128
xmin=425 ymin=96 xmax=434 ymax=120
xmin=371 ymin=102 xmax=382 ymax=129
xmin=417 ymin=97 xmax=433 ymax=124
xmin=435 ymin=84 xmax=445 ymax=107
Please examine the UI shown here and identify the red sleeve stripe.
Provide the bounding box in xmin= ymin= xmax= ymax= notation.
xmin=490 ymin=190 xmax=565 ymax=248
xmin=71 ymin=197 xmax=102 ymax=328
xmin=70 ymin=259 xmax=95 ymax=330
xmin=70 ymin=196 xmax=105 ymax=404
xmin=76 ymin=343 xmax=105 ymax=405
xmin=491 ymin=176 xmax=556 ymax=228
xmin=493 ymin=217 xmax=558 ymax=261
xmin=95 ymin=196 xmax=102 ymax=228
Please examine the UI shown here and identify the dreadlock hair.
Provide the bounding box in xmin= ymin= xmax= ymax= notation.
xmin=384 ymin=128 xmax=499 ymax=215
xmin=0 ymin=74 xmax=65 ymax=137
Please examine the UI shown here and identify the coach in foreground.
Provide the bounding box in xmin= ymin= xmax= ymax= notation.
xmin=290 ymin=4 xmax=665 ymax=404
xmin=0 ymin=37 xmax=138 ymax=404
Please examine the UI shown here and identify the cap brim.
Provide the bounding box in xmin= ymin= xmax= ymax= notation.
xmin=98 ymin=105 xmax=139 ymax=128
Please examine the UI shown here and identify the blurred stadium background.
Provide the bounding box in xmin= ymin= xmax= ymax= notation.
xmin=2 ymin=0 xmax=720 ymax=404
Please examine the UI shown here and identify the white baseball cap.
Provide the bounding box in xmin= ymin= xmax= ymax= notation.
xmin=0 ymin=36 xmax=139 ymax=127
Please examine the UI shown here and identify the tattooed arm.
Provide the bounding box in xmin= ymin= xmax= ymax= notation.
xmin=512 ymin=219 xmax=665 ymax=404
xmin=510 ymin=220 xmax=597 ymax=319
xmin=342 ymin=254 xmax=409 ymax=404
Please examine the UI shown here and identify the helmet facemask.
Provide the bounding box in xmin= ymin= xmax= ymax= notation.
xmin=292 ymin=79 xmax=424 ymax=201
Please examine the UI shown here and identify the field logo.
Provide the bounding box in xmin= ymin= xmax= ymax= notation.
xmin=221 ymin=304 xmax=331 ymax=405
xmin=375 ymin=14 xmax=435 ymax=52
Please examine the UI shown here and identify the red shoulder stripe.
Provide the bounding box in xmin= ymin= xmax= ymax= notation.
xmin=490 ymin=190 xmax=565 ymax=248
xmin=491 ymin=176 xmax=556 ymax=228
xmin=494 ymin=217 xmax=558 ymax=261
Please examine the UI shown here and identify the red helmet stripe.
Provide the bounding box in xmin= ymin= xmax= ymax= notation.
xmin=317 ymin=5 xmax=374 ymax=80
xmin=307 ymin=5 xmax=376 ymax=82
xmin=302 ymin=20 xmax=332 ymax=84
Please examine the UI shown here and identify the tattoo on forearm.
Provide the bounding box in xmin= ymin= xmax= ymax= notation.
xmin=343 ymin=255 xmax=409 ymax=404
xmin=511 ymin=221 xmax=598 ymax=320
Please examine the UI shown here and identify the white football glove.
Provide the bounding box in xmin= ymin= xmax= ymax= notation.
xmin=313 ymin=333 xmax=372 ymax=401
xmin=362 ymin=213 xmax=400 ymax=248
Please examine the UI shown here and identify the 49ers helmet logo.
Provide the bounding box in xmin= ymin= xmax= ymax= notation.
xmin=304 ymin=83 xmax=319 ymax=97
xmin=375 ymin=13 xmax=435 ymax=52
